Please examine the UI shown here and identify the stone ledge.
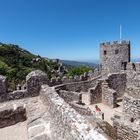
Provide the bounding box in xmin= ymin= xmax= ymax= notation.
xmin=0 ymin=103 xmax=26 ymax=128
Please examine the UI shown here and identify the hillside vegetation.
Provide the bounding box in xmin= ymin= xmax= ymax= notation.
xmin=0 ymin=43 xmax=59 ymax=91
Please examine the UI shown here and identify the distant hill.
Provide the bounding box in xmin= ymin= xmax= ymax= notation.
xmin=61 ymin=60 xmax=99 ymax=69
xmin=0 ymin=43 xmax=59 ymax=91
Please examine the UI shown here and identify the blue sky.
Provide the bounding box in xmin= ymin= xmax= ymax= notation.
xmin=0 ymin=0 xmax=140 ymax=61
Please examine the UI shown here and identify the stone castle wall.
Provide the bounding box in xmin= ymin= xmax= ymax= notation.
xmin=55 ymin=76 xmax=101 ymax=93
xmin=69 ymin=101 xmax=93 ymax=116
xmin=100 ymin=73 xmax=126 ymax=108
xmin=57 ymin=90 xmax=81 ymax=103
xmin=123 ymin=93 xmax=140 ymax=119
xmin=0 ymin=70 xmax=101 ymax=103
xmin=0 ymin=70 xmax=48 ymax=102
xmin=102 ymin=80 xmax=117 ymax=108
xmin=112 ymin=115 xmax=139 ymax=140
xmin=40 ymin=85 xmax=108 ymax=140
xmin=49 ymin=69 xmax=101 ymax=87
xmin=89 ymin=82 xmax=102 ymax=104
xmin=107 ymin=73 xmax=126 ymax=97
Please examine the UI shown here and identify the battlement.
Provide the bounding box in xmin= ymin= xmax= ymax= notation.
xmin=100 ymin=40 xmax=130 ymax=47
xmin=49 ymin=69 xmax=101 ymax=86
xmin=0 ymin=69 xmax=101 ymax=102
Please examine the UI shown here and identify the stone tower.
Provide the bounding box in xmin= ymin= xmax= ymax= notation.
xmin=100 ymin=40 xmax=130 ymax=76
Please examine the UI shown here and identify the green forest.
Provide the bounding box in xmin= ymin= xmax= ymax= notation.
xmin=0 ymin=43 xmax=60 ymax=91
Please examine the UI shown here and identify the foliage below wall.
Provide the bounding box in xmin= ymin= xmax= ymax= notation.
xmin=66 ymin=66 xmax=92 ymax=77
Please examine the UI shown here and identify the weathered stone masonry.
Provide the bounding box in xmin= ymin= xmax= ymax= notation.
xmin=40 ymin=85 xmax=108 ymax=140
xmin=0 ymin=40 xmax=140 ymax=140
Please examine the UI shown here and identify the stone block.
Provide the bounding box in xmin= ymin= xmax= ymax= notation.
xmin=0 ymin=75 xmax=7 ymax=96
xmin=0 ymin=104 xmax=26 ymax=128
xmin=26 ymin=70 xmax=48 ymax=96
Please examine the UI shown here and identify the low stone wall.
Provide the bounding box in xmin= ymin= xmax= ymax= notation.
xmin=102 ymin=81 xmax=117 ymax=108
xmin=0 ymin=103 xmax=26 ymax=128
xmin=40 ymin=85 xmax=108 ymax=140
xmin=97 ymin=120 xmax=117 ymax=140
xmin=57 ymin=90 xmax=81 ymax=103
xmin=89 ymin=82 xmax=102 ymax=104
xmin=112 ymin=115 xmax=139 ymax=140
xmin=107 ymin=73 xmax=126 ymax=97
xmin=123 ymin=93 xmax=140 ymax=119
xmin=69 ymin=101 xmax=93 ymax=116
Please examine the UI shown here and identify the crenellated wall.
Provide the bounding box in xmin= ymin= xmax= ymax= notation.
xmin=0 ymin=69 xmax=101 ymax=102
xmin=0 ymin=70 xmax=48 ymax=102
xmin=55 ymin=76 xmax=101 ymax=92
xmin=49 ymin=69 xmax=101 ymax=87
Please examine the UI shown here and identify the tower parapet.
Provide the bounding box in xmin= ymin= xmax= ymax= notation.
xmin=100 ymin=40 xmax=131 ymax=76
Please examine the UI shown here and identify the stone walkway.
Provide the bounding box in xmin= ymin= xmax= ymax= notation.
xmin=26 ymin=97 xmax=51 ymax=140
xmin=0 ymin=97 xmax=51 ymax=140
xmin=0 ymin=122 xmax=28 ymax=140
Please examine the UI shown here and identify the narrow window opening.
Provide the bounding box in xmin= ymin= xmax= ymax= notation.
xmin=103 ymin=50 xmax=107 ymax=55
xmin=122 ymin=62 xmax=127 ymax=70
xmin=115 ymin=49 xmax=119 ymax=54
xmin=132 ymin=63 xmax=136 ymax=71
